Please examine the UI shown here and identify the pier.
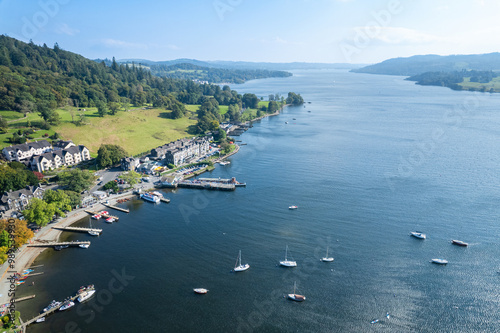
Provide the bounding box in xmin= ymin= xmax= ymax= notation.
xmin=28 ymin=241 xmax=91 ymax=247
xmin=21 ymin=294 xmax=79 ymax=328
xmin=85 ymin=210 xmax=119 ymax=221
xmin=103 ymin=203 xmax=130 ymax=213
xmin=160 ymin=197 xmax=170 ymax=203
xmin=198 ymin=177 xmax=246 ymax=187
xmin=12 ymin=295 xmax=36 ymax=303
xmin=178 ymin=180 xmax=235 ymax=191
xmin=52 ymin=226 xmax=103 ymax=233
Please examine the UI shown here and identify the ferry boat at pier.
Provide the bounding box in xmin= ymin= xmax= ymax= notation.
xmin=43 ymin=300 xmax=61 ymax=312
xmin=59 ymin=300 xmax=75 ymax=311
xmin=140 ymin=192 xmax=160 ymax=203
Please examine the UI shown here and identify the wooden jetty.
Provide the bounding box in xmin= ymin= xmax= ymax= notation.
xmin=85 ymin=210 xmax=119 ymax=221
xmin=12 ymin=295 xmax=36 ymax=303
xmin=198 ymin=177 xmax=246 ymax=187
xmin=52 ymin=226 xmax=103 ymax=233
xmin=103 ymin=203 xmax=130 ymax=213
xmin=160 ymin=197 xmax=170 ymax=203
xmin=29 ymin=265 xmax=44 ymax=269
xmin=21 ymin=294 xmax=79 ymax=328
xmin=28 ymin=241 xmax=91 ymax=247
xmin=178 ymin=180 xmax=235 ymax=191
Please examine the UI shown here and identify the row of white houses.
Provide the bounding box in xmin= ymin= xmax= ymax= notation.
xmin=2 ymin=140 xmax=91 ymax=173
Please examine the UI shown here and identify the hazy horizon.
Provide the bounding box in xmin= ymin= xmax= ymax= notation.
xmin=0 ymin=0 xmax=498 ymax=64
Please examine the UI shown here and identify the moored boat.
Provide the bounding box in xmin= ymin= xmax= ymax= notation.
xmin=54 ymin=245 xmax=69 ymax=251
xmin=105 ymin=217 xmax=115 ymax=223
xmin=194 ymin=288 xmax=208 ymax=294
xmin=59 ymin=300 xmax=75 ymax=311
xmin=289 ymin=205 xmax=298 ymax=210
xmin=35 ymin=316 xmax=45 ymax=323
xmin=233 ymin=250 xmax=250 ymax=272
xmin=431 ymin=258 xmax=448 ymax=265
xmin=410 ymin=231 xmax=426 ymax=239
xmin=451 ymin=239 xmax=468 ymax=247
xmin=91 ymin=214 xmax=101 ymax=220
xmin=280 ymin=245 xmax=297 ymax=267
xmin=79 ymin=243 xmax=89 ymax=249
xmin=43 ymin=300 xmax=61 ymax=312
xmin=140 ymin=192 xmax=160 ymax=203
xmin=78 ymin=289 xmax=96 ymax=302
xmin=287 ymin=281 xmax=305 ymax=302
xmin=321 ymin=247 xmax=334 ymax=262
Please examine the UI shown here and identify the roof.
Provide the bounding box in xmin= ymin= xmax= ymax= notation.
xmin=53 ymin=140 xmax=74 ymax=149
xmin=3 ymin=140 xmax=52 ymax=153
xmin=1 ymin=185 xmax=43 ymax=204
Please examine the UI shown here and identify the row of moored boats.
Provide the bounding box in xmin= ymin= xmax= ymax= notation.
xmin=194 ymin=245 xmax=334 ymax=302
xmin=410 ymin=231 xmax=468 ymax=265
xmin=36 ymin=285 xmax=96 ymax=323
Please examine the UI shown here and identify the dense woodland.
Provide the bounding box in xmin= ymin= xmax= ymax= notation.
xmin=0 ymin=35 xmax=247 ymax=119
xmin=149 ymin=63 xmax=292 ymax=84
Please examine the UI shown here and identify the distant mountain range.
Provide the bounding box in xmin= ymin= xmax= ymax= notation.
xmin=351 ymin=53 xmax=500 ymax=76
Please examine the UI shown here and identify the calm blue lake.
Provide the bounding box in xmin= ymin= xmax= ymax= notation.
xmin=19 ymin=70 xmax=500 ymax=332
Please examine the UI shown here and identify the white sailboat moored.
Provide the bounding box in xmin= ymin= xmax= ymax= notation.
xmin=287 ymin=281 xmax=306 ymax=302
xmin=233 ymin=250 xmax=250 ymax=272
xmin=280 ymin=245 xmax=297 ymax=267
xmin=321 ymin=247 xmax=334 ymax=262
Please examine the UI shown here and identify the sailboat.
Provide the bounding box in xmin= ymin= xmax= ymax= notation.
xmin=233 ymin=250 xmax=250 ymax=272
xmin=88 ymin=219 xmax=100 ymax=236
xmin=321 ymin=247 xmax=334 ymax=262
xmin=279 ymin=245 xmax=297 ymax=267
xmin=287 ymin=281 xmax=305 ymax=302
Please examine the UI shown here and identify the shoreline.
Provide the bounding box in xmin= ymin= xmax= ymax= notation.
xmin=0 ymin=192 xmax=137 ymax=307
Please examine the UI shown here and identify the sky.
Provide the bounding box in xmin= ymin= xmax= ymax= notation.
xmin=0 ymin=0 xmax=499 ymax=64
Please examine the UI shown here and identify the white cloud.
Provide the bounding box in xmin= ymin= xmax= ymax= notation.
xmin=100 ymin=38 xmax=148 ymax=49
xmin=55 ymin=23 xmax=79 ymax=36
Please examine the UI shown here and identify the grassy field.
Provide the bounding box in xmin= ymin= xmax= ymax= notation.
xmin=459 ymin=77 xmax=500 ymax=92
xmin=0 ymin=107 xmax=196 ymax=156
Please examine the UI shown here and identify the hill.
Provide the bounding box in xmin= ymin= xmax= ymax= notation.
xmin=148 ymin=63 xmax=292 ymax=84
xmin=351 ymin=53 xmax=500 ymax=76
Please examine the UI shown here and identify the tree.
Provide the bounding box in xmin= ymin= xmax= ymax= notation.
xmin=57 ymin=169 xmax=94 ymax=193
xmin=170 ymin=102 xmax=185 ymax=119
xmin=97 ymin=101 xmax=107 ymax=117
xmin=102 ymin=181 xmax=118 ymax=192
xmin=119 ymin=171 xmax=141 ymax=186
xmin=22 ymin=198 xmax=60 ymax=227
xmin=0 ymin=230 xmax=9 ymax=248
xmin=0 ymin=219 xmax=33 ymax=251
xmin=43 ymin=189 xmax=72 ymax=212
xmin=242 ymin=93 xmax=259 ymax=109
xmin=0 ymin=116 xmax=7 ymax=132
xmin=64 ymin=190 xmax=81 ymax=208
xmin=108 ymin=102 xmax=120 ymax=115
xmin=97 ymin=144 xmax=127 ymax=168
xmin=268 ymin=101 xmax=279 ymax=113
xmin=285 ymin=92 xmax=304 ymax=105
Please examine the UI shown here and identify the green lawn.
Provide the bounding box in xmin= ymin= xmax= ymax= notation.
xmin=0 ymin=107 xmax=196 ymax=156
xmin=459 ymin=77 xmax=500 ymax=92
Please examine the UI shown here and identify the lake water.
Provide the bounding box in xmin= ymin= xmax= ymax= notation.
xmin=18 ymin=70 xmax=500 ymax=332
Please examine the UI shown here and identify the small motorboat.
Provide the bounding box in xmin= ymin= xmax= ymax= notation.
xmin=79 ymin=244 xmax=89 ymax=249
xmin=451 ymin=239 xmax=468 ymax=247
xmin=285 ymin=121 xmax=289 ymax=124
xmin=105 ymin=217 xmax=115 ymax=223
xmin=78 ymin=289 xmax=96 ymax=303
xmin=289 ymin=206 xmax=298 ymax=210
xmin=371 ymin=319 xmax=379 ymax=324
xmin=386 ymin=312 xmax=390 ymax=319
xmin=219 ymin=161 xmax=230 ymax=166
xmin=194 ymin=288 xmax=208 ymax=294
xmin=54 ymin=245 xmax=69 ymax=251
xmin=59 ymin=300 xmax=75 ymax=311
xmin=410 ymin=231 xmax=426 ymax=239
xmin=91 ymin=214 xmax=101 ymax=220
xmin=431 ymin=258 xmax=448 ymax=265
xmin=35 ymin=317 xmax=45 ymax=323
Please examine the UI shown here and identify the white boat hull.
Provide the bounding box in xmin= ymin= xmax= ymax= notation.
xmin=79 ymin=244 xmax=89 ymax=249
xmin=410 ymin=232 xmax=426 ymax=239
xmin=280 ymin=260 xmax=297 ymax=267
xmin=234 ymin=264 xmax=250 ymax=272
xmin=321 ymin=257 xmax=334 ymax=262
xmin=194 ymin=288 xmax=208 ymax=294
xmin=431 ymin=258 xmax=448 ymax=265
xmin=78 ymin=290 xmax=96 ymax=303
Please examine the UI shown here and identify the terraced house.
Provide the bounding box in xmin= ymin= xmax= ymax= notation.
xmin=150 ymin=136 xmax=212 ymax=166
xmin=30 ymin=144 xmax=91 ymax=172
xmin=2 ymin=140 xmax=52 ymax=162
